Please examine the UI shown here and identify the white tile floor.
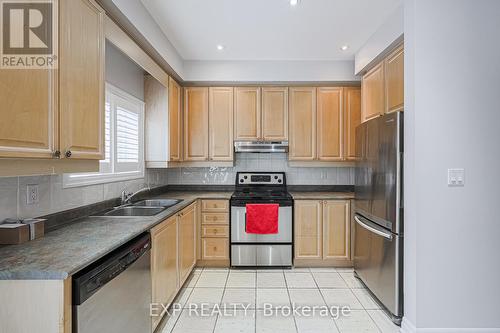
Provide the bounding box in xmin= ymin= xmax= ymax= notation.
xmin=159 ymin=267 xmax=400 ymax=333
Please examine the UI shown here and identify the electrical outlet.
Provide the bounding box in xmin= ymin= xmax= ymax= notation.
xmin=26 ymin=184 xmax=39 ymax=205
xmin=448 ymin=168 xmax=465 ymax=187
xmin=320 ymin=170 xmax=327 ymax=179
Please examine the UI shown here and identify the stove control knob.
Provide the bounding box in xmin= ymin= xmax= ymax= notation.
xmin=278 ymin=179 xmax=282 ymax=183
xmin=274 ymin=176 xmax=278 ymax=179
xmin=240 ymin=179 xmax=244 ymax=183
xmin=244 ymin=176 xmax=248 ymax=179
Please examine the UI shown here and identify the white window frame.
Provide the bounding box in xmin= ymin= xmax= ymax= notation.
xmin=63 ymin=83 xmax=145 ymax=188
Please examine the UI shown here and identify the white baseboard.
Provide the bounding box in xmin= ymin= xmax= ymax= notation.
xmin=400 ymin=317 xmax=416 ymax=333
xmin=399 ymin=317 xmax=500 ymax=333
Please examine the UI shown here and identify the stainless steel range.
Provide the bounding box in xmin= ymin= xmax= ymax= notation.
xmin=230 ymin=172 xmax=293 ymax=267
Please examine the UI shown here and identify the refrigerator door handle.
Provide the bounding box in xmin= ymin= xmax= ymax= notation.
xmin=354 ymin=215 xmax=393 ymax=240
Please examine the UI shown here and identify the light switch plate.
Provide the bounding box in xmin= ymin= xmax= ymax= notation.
xmin=448 ymin=168 xmax=465 ymax=187
xmin=26 ymin=184 xmax=39 ymax=204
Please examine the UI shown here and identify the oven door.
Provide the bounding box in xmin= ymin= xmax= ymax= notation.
xmin=231 ymin=206 xmax=292 ymax=243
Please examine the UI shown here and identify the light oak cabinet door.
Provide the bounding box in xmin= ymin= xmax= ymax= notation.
xmin=289 ymin=87 xmax=317 ymax=161
xmin=262 ymin=87 xmax=288 ymax=140
xmin=202 ymin=238 xmax=229 ymax=260
xmin=385 ymin=45 xmax=404 ymax=113
xmin=169 ymin=78 xmax=182 ymax=161
xmin=361 ymin=62 xmax=385 ymax=123
xmin=323 ymin=200 xmax=350 ymax=260
xmin=343 ymin=87 xmax=361 ymax=161
xmin=178 ymin=203 xmax=196 ymax=285
xmin=59 ymin=0 xmax=105 ymax=159
xmin=317 ymin=87 xmax=343 ymax=161
xmin=0 ymin=69 xmax=57 ymax=158
xmin=209 ymin=87 xmax=233 ymax=161
xmin=234 ymin=87 xmax=261 ymax=140
xmin=184 ymin=87 xmax=209 ymax=161
xmin=151 ymin=216 xmax=178 ymax=330
xmin=294 ymin=200 xmax=322 ymax=259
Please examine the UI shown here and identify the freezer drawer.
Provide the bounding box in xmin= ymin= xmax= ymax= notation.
xmin=231 ymin=244 xmax=292 ymax=267
xmin=353 ymin=214 xmax=403 ymax=319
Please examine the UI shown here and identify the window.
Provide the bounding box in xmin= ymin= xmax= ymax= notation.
xmin=63 ymin=84 xmax=145 ymax=188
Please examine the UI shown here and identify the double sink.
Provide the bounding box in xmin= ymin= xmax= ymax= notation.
xmin=95 ymin=199 xmax=183 ymax=217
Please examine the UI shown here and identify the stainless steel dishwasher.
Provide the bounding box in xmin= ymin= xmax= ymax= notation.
xmin=72 ymin=233 xmax=152 ymax=333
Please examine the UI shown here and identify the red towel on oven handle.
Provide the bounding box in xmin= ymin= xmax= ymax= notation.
xmin=245 ymin=203 xmax=279 ymax=234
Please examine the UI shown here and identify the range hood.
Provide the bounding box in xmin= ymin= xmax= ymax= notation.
xmin=234 ymin=141 xmax=288 ymax=153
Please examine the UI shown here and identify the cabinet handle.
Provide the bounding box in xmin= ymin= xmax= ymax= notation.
xmin=53 ymin=150 xmax=61 ymax=158
xmin=65 ymin=150 xmax=72 ymax=158
xmin=213 ymin=229 xmax=218 ymax=234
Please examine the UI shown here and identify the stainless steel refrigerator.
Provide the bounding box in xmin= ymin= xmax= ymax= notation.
xmin=354 ymin=111 xmax=403 ymax=325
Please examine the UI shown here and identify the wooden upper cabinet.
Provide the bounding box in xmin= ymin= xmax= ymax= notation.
xmin=289 ymin=87 xmax=316 ymax=161
xmin=385 ymin=45 xmax=404 ymax=113
xmin=294 ymin=200 xmax=322 ymax=259
xmin=261 ymin=87 xmax=288 ymax=140
xmin=234 ymin=87 xmax=261 ymax=140
xmin=209 ymin=87 xmax=234 ymax=161
xmin=323 ymin=200 xmax=350 ymax=260
xmin=151 ymin=216 xmax=178 ymax=331
xmin=0 ymin=69 xmax=57 ymax=158
xmin=184 ymin=87 xmax=209 ymax=161
xmin=59 ymin=0 xmax=105 ymax=159
xmin=317 ymin=87 xmax=343 ymax=161
xmin=361 ymin=62 xmax=385 ymax=123
xmin=178 ymin=203 xmax=196 ymax=285
xmin=343 ymin=87 xmax=361 ymax=161
xmin=169 ymin=78 xmax=182 ymax=161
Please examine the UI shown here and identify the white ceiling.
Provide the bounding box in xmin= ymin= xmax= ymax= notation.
xmin=140 ymin=0 xmax=401 ymax=61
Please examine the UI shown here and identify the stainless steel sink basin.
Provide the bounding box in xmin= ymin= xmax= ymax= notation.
xmin=132 ymin=199 xmax=182 ymax=208
xmin=98 ymin=206 xmax=166 ymax=217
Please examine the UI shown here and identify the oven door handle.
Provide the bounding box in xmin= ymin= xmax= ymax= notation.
xmin=354 ymin=215 xmax=393 ymax=240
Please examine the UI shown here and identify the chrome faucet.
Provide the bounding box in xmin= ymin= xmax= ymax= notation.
xmin=120 ymin=186 xmax=151 ymax=205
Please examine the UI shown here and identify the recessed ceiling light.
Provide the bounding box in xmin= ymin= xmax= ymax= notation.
xmin=340 ymin=45 xmax=349 ymax=51
xmin=290 ymin=0 xmax=299 ymax=6
xmin=217 ymin=45 xmax=225 ymax=51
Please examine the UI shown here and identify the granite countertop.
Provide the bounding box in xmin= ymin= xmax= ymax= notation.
xmin=290 ymin=191 xmax=355 ymax=200
xmin=0 ymin=191 xmax=232 ymax=280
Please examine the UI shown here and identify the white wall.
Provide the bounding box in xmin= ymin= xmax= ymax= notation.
xmin=111 ymin=0 xmax=184 ymax=77
xmin=183 ymin=60 xmax=359 ymax=82
xmin=106 ymin=41 xmax=145 ymax=100
xmin=354 ymin=5 xmax=403 ymax=74
xmin=403 ymin=0 xmax=500 ymax=331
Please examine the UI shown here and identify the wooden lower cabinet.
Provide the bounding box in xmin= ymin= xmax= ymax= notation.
xmin=294 ymin=200 xmax=322 ymax=259
xmin=178 ymin=203 xmax=196 ymax=285
xmin=294 ymin=199 xmax=351 ymax=265
xmin=202 ymin=238 xmax=229 ymax=260
xmin=323 ymin=200 xmax=350 ymax=260
xmin=150 ymin=202 xmax=197 ymax=331
xmin=151 ymin=216 xmax=178 ymax=331
xmin=200 ymin=200 xmax=230 ymax=264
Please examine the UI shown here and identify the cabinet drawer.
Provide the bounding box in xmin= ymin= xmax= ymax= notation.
xmin=202 ymin=225 xmax=229 ymax=237
xmin=202 ymin=238 xmax=229 ymax=260
xmin=202 ymin=213 xmax=229 ymax=225
xmin=201 ymin=200 xmax=229 ymax=212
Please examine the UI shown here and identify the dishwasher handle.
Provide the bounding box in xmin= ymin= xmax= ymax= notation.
xmin=73 ymin=233 xmax=150 ymax=305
